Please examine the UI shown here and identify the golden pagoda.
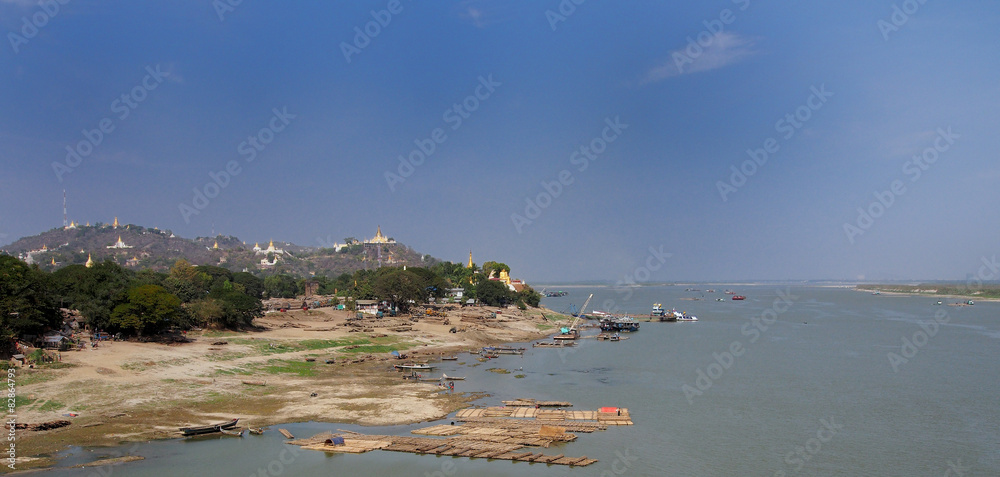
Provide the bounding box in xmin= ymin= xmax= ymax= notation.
xmin=213 ymin=241 xmax=219 ymax=250
xmin=85 ymin=254 xmax=94 ymax=268
xmin=113 ymin=217 xmax=119 ymax=228
xmin=50 ymin=257 xmax=57 ymax=266
xmin=467 ymin=251 xmax=474 ymax=268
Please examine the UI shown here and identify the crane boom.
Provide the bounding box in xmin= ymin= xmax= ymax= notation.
xmin=570 ymin=293 xmax=594 ymax=331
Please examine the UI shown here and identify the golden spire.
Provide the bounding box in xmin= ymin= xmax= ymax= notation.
xmin=213 ymin=241 xmax=219 ymax=249
xmin=269 ymin=239 xmax=274 ymax=248
xmin=51 ymin=257 xmax=56 ymax=266
xmin=467 ymin=250 xmax=474 ymax=268
xmin=85 ymin=254 xmax=94 ymax=268
xmin=113 ymin=217 xmax=119 ymax=228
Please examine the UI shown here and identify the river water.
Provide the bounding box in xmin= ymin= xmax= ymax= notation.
xmin=43 ymin=286 xmax=1000 ymax=476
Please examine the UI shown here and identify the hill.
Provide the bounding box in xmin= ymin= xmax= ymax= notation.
xmin=0 ymin=222 xmax=438 ymax=277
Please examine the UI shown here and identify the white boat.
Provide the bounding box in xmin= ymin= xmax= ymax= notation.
xmin=442 ymin=373 xmax=466 ymax=381
xmin=673 ymin=309 xmax=698 ymax=322
xmin=394 ymin=363 xmax=435 ymax=371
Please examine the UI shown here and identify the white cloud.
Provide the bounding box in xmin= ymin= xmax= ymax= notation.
xmin=642 ymin=32 xmax=757 ymax=84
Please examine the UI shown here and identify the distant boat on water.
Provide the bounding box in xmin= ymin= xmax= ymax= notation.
xmin=732 ymin=295 xmax=746 ymax=301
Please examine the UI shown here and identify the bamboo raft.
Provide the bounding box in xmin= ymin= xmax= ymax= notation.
xmin=290 ymin=400 xmax=631 ymax=467
xmin=291 ymin=431 xmax=598 ymax=466
xmin=502 ymin=399 xmax=573 ymax=407
xmin=457 ymin=406 xmax=633 ymax=425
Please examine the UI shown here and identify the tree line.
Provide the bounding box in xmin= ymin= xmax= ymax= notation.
xmin=0 ymin=255 xmax=540 ymax=355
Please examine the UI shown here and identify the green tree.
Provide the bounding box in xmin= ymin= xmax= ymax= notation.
xmin=109 ymin=284 xmax=182 ymax=336
xmin=517 ymin=285 xmax=542 ymax=307
xmin=0 ymin=256 xmax=61 ymax=356
xmin=51 ymin=261 xmax=134 ymax=331
xmin=264 ymin=274 xmax=298 ymax=298
xmin=373 ymin=269 xmax=424 ymax=313
xmin=476 ymin=280 xmax=512 ymax=307
xmin=232 ymin=272 xmax=264 ymax=298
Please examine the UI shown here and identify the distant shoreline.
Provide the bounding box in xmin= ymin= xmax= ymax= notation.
xmin=854 ymin=286 xmax=1000 ymax=302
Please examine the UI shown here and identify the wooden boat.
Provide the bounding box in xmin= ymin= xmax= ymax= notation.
xmin=394 ymin=363 xmax=435 ymax=371
xmin=180 ymin=418 xmax=240 ymax=436
xmin=440 ymin=356 xmax=458 ymax=361
xmin=442 ymin=373 xmax=466 ymax=381
xmin=249 ymin=427 xmax=264 ymax=435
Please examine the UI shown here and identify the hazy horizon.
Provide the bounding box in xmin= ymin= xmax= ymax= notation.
xmin=3 ymin=1 xmax=998 ymax=283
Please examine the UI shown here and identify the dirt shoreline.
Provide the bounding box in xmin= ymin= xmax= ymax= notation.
xmin=7 ymin=305 xmax=571 ymax=472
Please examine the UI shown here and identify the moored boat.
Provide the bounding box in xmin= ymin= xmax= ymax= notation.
xmin=600 ymin=316 xmax=640 ymax=332
xmin=394 ymin=363 xmax=435 ymax=371
xmin=180 ymin=418 xmax=240 ymax=436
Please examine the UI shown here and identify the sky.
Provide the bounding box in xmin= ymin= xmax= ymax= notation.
xmin=1 ymin=0 xmax=999 ymax=283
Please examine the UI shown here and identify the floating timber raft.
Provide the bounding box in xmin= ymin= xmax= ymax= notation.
xmin=502 ymin=399 xmax=573 ymax=407
xmin=289 ymin=400 xmax=631 ymax=467
xmin=290 ymin=431 xmax=597 ymax=466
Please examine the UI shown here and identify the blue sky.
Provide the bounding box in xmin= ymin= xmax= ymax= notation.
xmin=2 ymin=0 xmax=998 ymax=283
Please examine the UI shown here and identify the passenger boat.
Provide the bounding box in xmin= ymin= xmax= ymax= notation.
xmin=675 ymin=311 xmax=698 ymax=322
xmin=651 ymin=303 xmax=665 ymax=318
xmin=732 ymin=295 xmax=746 ymax=301
xmin=180 ymin=418 xmax=240 ymax=436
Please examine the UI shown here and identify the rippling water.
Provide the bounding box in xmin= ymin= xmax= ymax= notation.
xmin=44 ymin=286 xmax=1000 ymax=476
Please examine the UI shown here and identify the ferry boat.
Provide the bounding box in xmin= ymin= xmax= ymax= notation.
xmin=674 ymin=310 xmax=698 ymax=322
xmin=651 ymin=303 xmax=665 ymax=317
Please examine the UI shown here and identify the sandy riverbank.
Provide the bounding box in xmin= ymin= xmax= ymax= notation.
xmin=8 ymin=304 xmax=571 ymax=472
xmin=853 ymin=287 xmax=1000 ymax=302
